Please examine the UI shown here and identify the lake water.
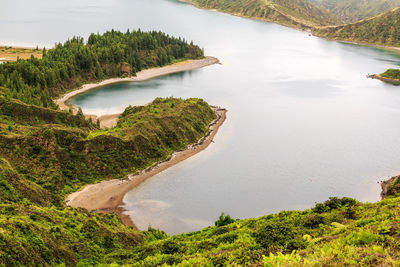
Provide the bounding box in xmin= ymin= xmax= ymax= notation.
xmin=2 ymin=0 xmax=400 ymax=235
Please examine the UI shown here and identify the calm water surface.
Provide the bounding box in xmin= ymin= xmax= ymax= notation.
xmin=3 ymin=0 xmax=400 ymax=234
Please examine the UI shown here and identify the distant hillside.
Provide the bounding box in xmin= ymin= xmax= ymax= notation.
xmin=313 ymin=7 xmax=400 ymax=47
xmin=309 ymin=0 xmax=400 ymax=23
xmin=183 ymin=0 xmax=340 ymax=29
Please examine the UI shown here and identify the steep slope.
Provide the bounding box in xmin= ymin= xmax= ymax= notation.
xmin=313 ymin=7 xmax=400 ymax=47
xmin=184 ymin=0 xmax=340 ymax=29
xmin=310 ymin=0 xmax=400 ymax=23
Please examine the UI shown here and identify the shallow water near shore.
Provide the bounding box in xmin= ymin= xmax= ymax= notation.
xmin=3 ymin=0 xmax=400 ymax=234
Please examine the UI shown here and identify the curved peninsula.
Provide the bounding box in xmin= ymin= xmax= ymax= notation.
xmin=66 ymin=104 xmax=226 ymax=226
xmin=56 ymin=56 xmax=220 ymax=128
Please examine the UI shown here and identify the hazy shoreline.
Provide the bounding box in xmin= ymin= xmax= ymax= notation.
xmin=311 ymin=36 xmax=400 ymax=54
xmin=55 ymin=56 xmax=220 ymax=128
xmin=178 ymin=0 xmax=400 ymax=54
xmin=66 ymin=107 xmax=227 ymax=227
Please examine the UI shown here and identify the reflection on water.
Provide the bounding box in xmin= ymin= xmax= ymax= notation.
xmin=71 ymin=71 xmax=195 ymax=116
xmin=3 ymin=0 xmax=400 ymax=234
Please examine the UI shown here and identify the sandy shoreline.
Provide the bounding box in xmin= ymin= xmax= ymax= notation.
xmin=55 ymin=56 xmax=220 ymax=128
xmin=66 ymin=107 xmax=227 ymax=227
xmin=339 ymin=40 xmax=400 ymax=54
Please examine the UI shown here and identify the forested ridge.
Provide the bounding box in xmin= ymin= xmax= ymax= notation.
xmin=184 ymin=0 xmax=340 ymax=29
xmin=0 ymin=30 xmax=203 ymax=108
xmin=185 ymin=0 xmax=400 ymax=49
xmin=313 ymin=7 xmax=400 ymax=47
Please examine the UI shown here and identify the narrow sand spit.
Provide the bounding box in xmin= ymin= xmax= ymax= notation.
xmin=55 ymin=56 xmax=220 ymax=128
xmin=368 ymin=74 xmax=400 ymax=84
xmin=66 ymin=107 xmax=227 ymax=227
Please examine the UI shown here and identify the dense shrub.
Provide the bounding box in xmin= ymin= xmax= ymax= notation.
xmin=254 ymin=221 xmax=305 ymax=251
xmin=215 ymin=212 xmax=236 ymax=227
xmin=313 ymin=197 xmax=358 ymax=213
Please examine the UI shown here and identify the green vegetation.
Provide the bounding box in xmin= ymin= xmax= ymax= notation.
xmin=185 ymin=0 xmax=340 ymax=29
xmin=381 ymin=69 xmax=400 ymax=80
xmin=0 ymin=203 xmax=143 ymax=266
xmin=214 ymin=212 xmax=236 ymax=227
xmin=0 ymin=30 xmax=203 ymax=108
xmin=313 ymin=7 xmax=400 ymax=47
xmin=309 ymin=0 xmax=400 ymax=23
xmin=94 ymin=195 xmax=400 ymax=265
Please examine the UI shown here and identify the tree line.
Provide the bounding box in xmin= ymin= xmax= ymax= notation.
xmin=0 ymin=29 xmax=204 ymax=108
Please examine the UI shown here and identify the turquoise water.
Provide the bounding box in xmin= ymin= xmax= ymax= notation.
xmin=2 ymin=0 xmax=400 ymax=234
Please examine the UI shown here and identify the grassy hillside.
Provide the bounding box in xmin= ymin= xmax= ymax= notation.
xmin=0 ymin=202 xmax=143 ymax=266
xmin=95 ymin=194 xmax=400 ymax=265
xmin=313 ymin=7 xmax=400 ymax=47
xmin=309 ymin=0 xmax=400 ymax=23
xmin=184 ymin=0 xmax=340 ymax=29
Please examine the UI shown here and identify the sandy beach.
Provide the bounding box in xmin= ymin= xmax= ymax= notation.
xmin=66 ymin=107 xmax=227 ymax=227
xmin=56 ymin=56 xmax=220 ymax=128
